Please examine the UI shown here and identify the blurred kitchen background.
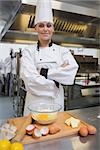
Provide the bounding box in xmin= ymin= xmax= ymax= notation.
xmin=0 ymin=0 xmax=100 ymax=119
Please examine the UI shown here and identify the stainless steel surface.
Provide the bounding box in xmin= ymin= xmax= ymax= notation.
xmin=0 ymin=0 xmax=99 ymax=47
xmin=0 ymin=0 xmax=21 ymax=40
xmin=4 ymin=30 xmax=99 ymax=48
xmin=24 ymin=106 xmax=100 ymax=150
xmin=1 ymin=106 xmax=99 ymax=150
xmin=22 ymin=0 xmax=100 ymax=18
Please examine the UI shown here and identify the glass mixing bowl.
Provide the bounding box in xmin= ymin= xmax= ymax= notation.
xmin=28 ymin=103 xmax=62 ymax=125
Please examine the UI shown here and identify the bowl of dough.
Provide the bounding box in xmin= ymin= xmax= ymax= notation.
xmin=28 ymin=102 xmax=62 ymax=125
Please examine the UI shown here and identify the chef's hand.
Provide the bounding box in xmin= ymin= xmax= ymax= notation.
xmin=40 ymin=68 xmax=59 ymax=88
xmin=60 ymin=61 xmax=69 ymax=68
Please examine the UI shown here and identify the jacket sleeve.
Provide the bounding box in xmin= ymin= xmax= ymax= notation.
xmin=48 ymin=47 xmax=79 ymax=85
xmin=20 ymin=48 xmax=57 ymax=98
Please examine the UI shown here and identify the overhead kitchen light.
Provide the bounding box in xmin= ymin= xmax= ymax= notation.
xmin=61 ymin=43 xmax=83 ymax=48
xmin=13 ymin=39 xmax=37 ymax=44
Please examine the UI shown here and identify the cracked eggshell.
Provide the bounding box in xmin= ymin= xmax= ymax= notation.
xmin=40 ymin=127 xmax=49 ymax=136
xmin=25 ymin=124 xmax=35 ymax=135
xmin=32 ymin=128 xmax=42 ymax=138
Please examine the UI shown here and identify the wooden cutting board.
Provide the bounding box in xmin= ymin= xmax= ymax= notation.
xmin=8 ymin=112 xmax=89 ymax=144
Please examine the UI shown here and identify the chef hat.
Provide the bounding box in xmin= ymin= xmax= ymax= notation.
xmin=34 ymin=0 xmax=53 ymax=25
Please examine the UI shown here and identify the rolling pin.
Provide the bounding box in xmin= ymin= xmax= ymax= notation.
xmin=12 ymin=114 xmax=32 ymax=142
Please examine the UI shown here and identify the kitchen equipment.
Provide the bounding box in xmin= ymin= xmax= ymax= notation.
xmin=28 ymin=103 xmax=62 ymax=125
xmin=81 ymin=85 xmax=100 ymax=96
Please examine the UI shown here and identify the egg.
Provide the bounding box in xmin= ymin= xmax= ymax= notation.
xmin=49 ymin=126 xmax=56 ymax=134
xmin=87 ymin=125 xmax=97 ymax=135
xmin=79 ymin=127 xmax=88 ymax=137
xmin=49 ymin=123 xmax=61 ymax=134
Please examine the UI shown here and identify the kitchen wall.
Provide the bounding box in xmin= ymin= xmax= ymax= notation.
xmin=0 ymin=42 xmax=99 ymax=61
xmin=0 ymin=42 xmax=29 ymax=61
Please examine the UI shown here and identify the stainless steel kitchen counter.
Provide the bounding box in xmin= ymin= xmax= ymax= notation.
xmin=24 ymin=106 xmax=100 ymax=150
xmin=0 ymin=106 xmax=100 ymax=150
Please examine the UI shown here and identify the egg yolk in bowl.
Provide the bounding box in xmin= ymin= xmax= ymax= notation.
xmin=32 ymin=112 xmax=57 ymax=124
xmin=37 ymin=114 xmax=49 ymax=121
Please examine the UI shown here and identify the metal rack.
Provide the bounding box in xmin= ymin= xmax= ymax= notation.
xmin=10 ymin=49 xmax=26 ymax=117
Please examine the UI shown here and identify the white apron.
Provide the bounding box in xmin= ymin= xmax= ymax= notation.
xmin=20 ymin=43 xmax=78 ymax=116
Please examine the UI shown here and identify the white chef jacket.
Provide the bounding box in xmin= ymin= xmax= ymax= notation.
xmin=20 ymin=43 xmax=78 ymax=116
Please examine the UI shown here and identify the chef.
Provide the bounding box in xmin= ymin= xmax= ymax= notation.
xmin=21 ymin=0 xmax=79 ymax=116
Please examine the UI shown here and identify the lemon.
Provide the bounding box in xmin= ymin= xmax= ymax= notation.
xmin=10 ymin=142 xmax=24 ymax=150
xmin=0 ymin=139 xmax=11 ymax=150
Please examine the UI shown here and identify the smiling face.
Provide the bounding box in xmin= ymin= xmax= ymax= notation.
xmin=35 ymin=22 xmax=54 ymax=44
